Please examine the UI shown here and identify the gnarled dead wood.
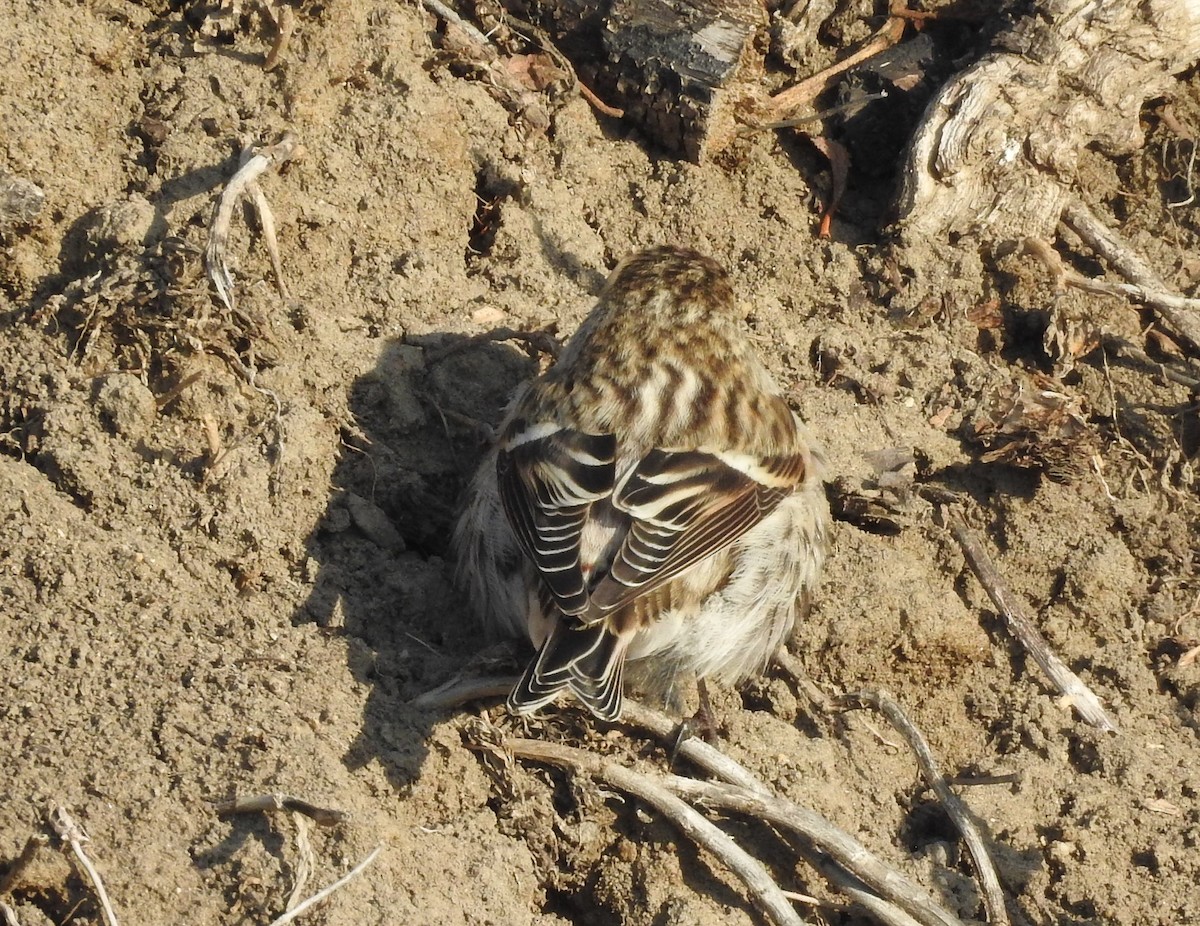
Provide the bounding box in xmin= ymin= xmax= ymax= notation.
xmin=889 ymin=0 xmax=1200 ymax=310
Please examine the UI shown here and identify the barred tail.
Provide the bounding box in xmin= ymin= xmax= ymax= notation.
xmin=508 ymin=621 xmax=628 ymax=721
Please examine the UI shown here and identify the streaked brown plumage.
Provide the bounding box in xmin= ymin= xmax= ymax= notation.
xmin=453 ymin=246 xmax=829 ymax=720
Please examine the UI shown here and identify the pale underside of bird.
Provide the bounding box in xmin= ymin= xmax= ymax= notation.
xmin=453 ymin=245 xmax=830 ymax=721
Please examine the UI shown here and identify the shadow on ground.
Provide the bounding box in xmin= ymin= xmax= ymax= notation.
xmin=292 ymin=334 xmax=536 ymax=788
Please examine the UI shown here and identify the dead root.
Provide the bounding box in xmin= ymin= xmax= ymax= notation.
xmin=888 ymin=0 xmax=1200 ymax=323
xmin=214 ymin=792 xmax=351 ymax=827
xmin=439 ymin=681 xmax=978 ymax=926
xmin=841 ymin=691 xmax=1008 ymax=926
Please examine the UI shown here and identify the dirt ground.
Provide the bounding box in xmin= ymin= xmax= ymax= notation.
xmin=3 ymin=1 xmax=1199 ymax=924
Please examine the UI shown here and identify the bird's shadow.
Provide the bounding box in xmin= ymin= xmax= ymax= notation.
xmin=291 ymin=333 xmax=537 ymax=789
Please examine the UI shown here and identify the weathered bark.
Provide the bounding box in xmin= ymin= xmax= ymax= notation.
xmin=523 ymin=0 xmax=766 ymax=160
xmin=602 ymin=0 xmax=765 ymax=160
xmin=888 ymin=0 xmax=1200 ymax=307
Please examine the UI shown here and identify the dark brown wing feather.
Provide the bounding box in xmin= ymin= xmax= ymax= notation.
xmin=587 ymin=448 xmax=805 ymax=616
xmin=496 ymin=421 xmax=616 ymax=616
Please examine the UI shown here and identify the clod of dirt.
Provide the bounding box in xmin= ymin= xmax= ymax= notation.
xmin=342 ymin=490 xmax=406 ymax=554
xmin=94 ymin=373 xmax=156 ymax=440
xmin=0 ymin=171 xmax=45 ymax=231
xmin=84 ymin=194 xmax=155 ymax=262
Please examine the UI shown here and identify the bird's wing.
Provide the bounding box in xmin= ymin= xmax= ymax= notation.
xmin=496 ymin=419 xmax=617 ymax=616
xmin=587 ymin=446 xmax=806 ymax=617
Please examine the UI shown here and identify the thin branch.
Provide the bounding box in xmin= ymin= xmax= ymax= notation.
xmin=949 ymin=515 xmax=1120 ymax=733
xmin=665 ymin=776 xmax=963 ymax=926
xmin=842 ymin=691 xmax=1007 ymax=926
xmin=619 ymin=700 xmax=769 ymax=793
xmin=1059 ymin=199 xmax=1200 ymax=352
xmin=620 ymin=700 xmax=962 ymax=926
xmin=410 ymin=674 xmax=518 ymax=710
xmin=1102 ymin=336 xmax=1200 ymax=391
xmin=265 ymin=846 xmax=382 ymax=926
xmin=763 ymin=16 xmax=904 ymax=123
xmin=504 ymin=737 xmax=809 ymax=926
xmin=214 ymin=792 xmax=350 ymax=827
xmin=422 ymin=676 xmax=968 ymax=926
xmin=48 ymin=805 xmax=120 ymax=926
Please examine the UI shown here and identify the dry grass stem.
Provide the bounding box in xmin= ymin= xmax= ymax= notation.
xmin=1 ymin=901 xmax=19 ymax=926
xmin=48 ymin=805 xmax=120 ymax=926
xmin=214 ymin=793 xmax=350 ymax=827
xmin=285 ymin=814 xmax=315 ymax=912
xmin=249 ymin=181 xmax=290 ymax=302
xmin=950 ymin=516 xmax=1120 ymax=733
xmin=842 ymin=691 xmax=1007 ymax=926
xmin=264 ymin=845 xmax=382 ymax=926
xmin=205 ymin=132 xmax=304 ymax=316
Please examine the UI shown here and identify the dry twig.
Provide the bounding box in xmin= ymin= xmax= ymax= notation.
xmin=264 ymin=845 xmax=382 ymax=926
xmin=419 ymin=0 xmax=491 ymax=47
xmin=48 ymin=805 xmax=120 ymax=926
xmin=761 ymin=14 xmax=905 ymax=124
xmin=1058 ymin=200 xmax=1200 ymax=352
xmin=842 ymin=691 xmax=1008 ymax=926
xmin=622 ymin=700 xmax=961 ymax=926
xmin=411 ymin=674 xmax=518 ymax=710
xmin=1102 ymin=336 xmax=1200 ymax=391
xmin=666 ymin=776 xmax=961 ymax=926
xmin=949 ymin=515 xmax=1120 ymax=733
xmin=503 ymin=737 xmax=810 ymax=926
xmin=431 ymin=677 xmax=965 ymax=926
xmin=262 ymin=1 xmax=295 ymax=71
xmin=214 ymin=793 xmax=350 ymax=827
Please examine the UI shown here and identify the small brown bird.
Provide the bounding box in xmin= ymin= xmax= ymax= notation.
xmin=453 ymin=246 xmax=829 ymax=720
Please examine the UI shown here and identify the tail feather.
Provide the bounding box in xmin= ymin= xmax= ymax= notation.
xmin=508 ymin=621 xmax=628 ymax=721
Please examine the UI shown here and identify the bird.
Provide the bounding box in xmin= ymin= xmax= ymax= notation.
xmin=452 ymin=245 xmax=829 ymax=721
